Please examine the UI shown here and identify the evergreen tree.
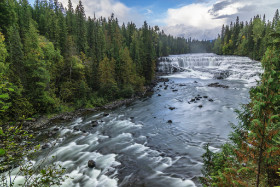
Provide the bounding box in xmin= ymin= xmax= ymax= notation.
xmin=7 ymin=25 xmax=24 ymax=85
xmin=75 ymin=0 xmax=88 ymax=54
xmin=23 ymin=22 xmax=55 ymax=113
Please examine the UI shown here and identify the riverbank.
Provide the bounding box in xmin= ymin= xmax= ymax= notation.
xmin=22 ymin=75 xmax=170 ymax=132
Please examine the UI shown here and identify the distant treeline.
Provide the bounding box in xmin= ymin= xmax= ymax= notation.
xmin=0 ymin=0 xmax=204 ymax=123
xmin=213 ymin=9 xmax=280 ymax=60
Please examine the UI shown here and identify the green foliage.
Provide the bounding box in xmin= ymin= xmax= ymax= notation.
xmin=214 ymin=11 xmax=280 ymax=60
xmin=119 ymin=85 xmax=134 ymax=98
xmin=0 ymin=126 xmax=67 ymax=186
xmin=0 ymin=32 xmax=8 ymax=66
xmin=202 ymin=10 xmax=280 ymax=187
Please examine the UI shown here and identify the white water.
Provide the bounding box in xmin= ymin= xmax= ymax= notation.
xmin=7 ymin=53 xmax=263 ymax=187
xmin=158 ymin=53 xmax=262 ymax=87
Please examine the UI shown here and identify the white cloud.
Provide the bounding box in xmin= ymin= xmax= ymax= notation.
xmin=162 ymin=2 xmax=226 ymax=39
xmin=162 ymin=0 xmax=280 ymax=39
xmin=209 ymin=1 xmax=251 ymax=17
xmin=165 ymin=3 xmax=226 ymax=29
xmin=59 ymin=0 xmax=144 ymax=26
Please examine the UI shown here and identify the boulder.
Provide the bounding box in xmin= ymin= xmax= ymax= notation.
xmin=53 ymin=127 xmax=60 ymax=131
xmin=74 ymin=126 xmax=80 ymax=131
xmin=42 ymin=143 xmax=50 ymax=149
xmin=167 ymin=120 xmax=173 ymax=124
xmin=198 ymin=105 xmax=203 ymax=108
xmin=88 ymin=160 xmax=96 ymax=168
xmin=169 ymin=107 xmax=176 ymax=110
xmin=208 ymin=82 xmax=229 ymax=88
xmin=91 ymin=121 xmax=98 ymax=127
xmin=209 ymin=99 xmax=214 ymax=102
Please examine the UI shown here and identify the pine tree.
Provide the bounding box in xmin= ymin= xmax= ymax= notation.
xmin=7 ymin=25 xmax=24 ymax=85
xmin=23 ymin=22 xmax=55 ymax=113
xmin=75 ymin=0 xmax=88 ymax=54
xmin=66 ymin=0 xmax=75 ymax=35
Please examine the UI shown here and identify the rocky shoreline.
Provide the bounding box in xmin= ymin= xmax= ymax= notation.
xmin=23 ymin=75 xmax=168 ymax=131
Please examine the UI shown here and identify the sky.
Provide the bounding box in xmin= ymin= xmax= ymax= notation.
xmin=29 ymin=0 xmax=280 ymax=40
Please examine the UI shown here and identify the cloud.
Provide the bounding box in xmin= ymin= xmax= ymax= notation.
xmin=162 ymin=24 xmax=220 ymax=40
xmin=165 ymin=3 xmax=225 ymax=29
xmin=162 ymin=0 xmax=280 ymax=40
xmin=163 ymin=2 xmax=226 ymax=40
xmin=59 ymin=0 xmax=145 ymax=26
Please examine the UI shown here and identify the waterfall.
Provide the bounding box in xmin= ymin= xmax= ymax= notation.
xmin=157 ymin=53 xmax=263 ymax=83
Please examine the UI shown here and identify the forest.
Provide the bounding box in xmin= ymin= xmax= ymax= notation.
xmin=0 ymin=0 xmax=201 ymax=125
xmin=213 ymin=10 xmax=280 ymax=60
xmin=201 ymin=10 xmax=280 ymax=187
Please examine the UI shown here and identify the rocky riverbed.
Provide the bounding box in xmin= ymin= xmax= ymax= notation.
xmin=10 ymin=53 xmax=262 ymax=187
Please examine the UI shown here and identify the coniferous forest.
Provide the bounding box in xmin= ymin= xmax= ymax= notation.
xmin=213 ymin=10 xmax=280 ymax=60
xmin=201 ymin=10 xmax=280 ymax=187
xmin=1 ymin=0 xmax=280 ymax=186
xmin=0 ymin=0 xmax=192 ymax=124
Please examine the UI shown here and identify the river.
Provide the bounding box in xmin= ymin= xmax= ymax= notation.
xmin=12 ymin=53 xmax=262 ymax=187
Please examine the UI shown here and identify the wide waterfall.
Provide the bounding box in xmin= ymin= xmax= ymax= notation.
xmin=158 ymin=53 xmax=262 ymax=86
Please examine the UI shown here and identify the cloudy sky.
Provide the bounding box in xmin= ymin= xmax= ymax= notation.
xmin=30 ymin=0 xmax=280 ymax=40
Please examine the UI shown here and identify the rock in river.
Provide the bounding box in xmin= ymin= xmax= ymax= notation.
xmin=88 ymin=160 xmax=96 ymax=168
xmin=91 ymin=121 xmax=98 ymax=127
xmin=208 ymin=82 xmax=229 ymax=88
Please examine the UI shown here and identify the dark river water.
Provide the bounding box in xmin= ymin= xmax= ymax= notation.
xmin=11 ymin=53 xmax=262 ymax=187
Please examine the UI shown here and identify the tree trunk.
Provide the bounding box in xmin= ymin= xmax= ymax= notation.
xmin=256 ymin=135 xmax=264 ymax=187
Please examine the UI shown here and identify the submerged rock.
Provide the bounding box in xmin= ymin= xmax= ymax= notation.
xmin=209 ymin=99 xmax=214 ymax=102
xmin=73 ymin=126 xmax=80 ymax=131
xmin=157 ymin=78 xmax=169 ymax=82
xmin=169 ymin=107 xmax=176 ymax=110
xmin=53 ymin=127 xmax=60 ymax=131
xmin=91 ymin=121 xmax=98 ymax=127
xmin=208 ymin=82 xmax=229 ymax=88
xmin=198 ymin=105 xmax=203 ymax=108
xmin=42 ymin=143 xmax=50 ymax=149
xmin=88 ymin=160 xmax=96 ymax=168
